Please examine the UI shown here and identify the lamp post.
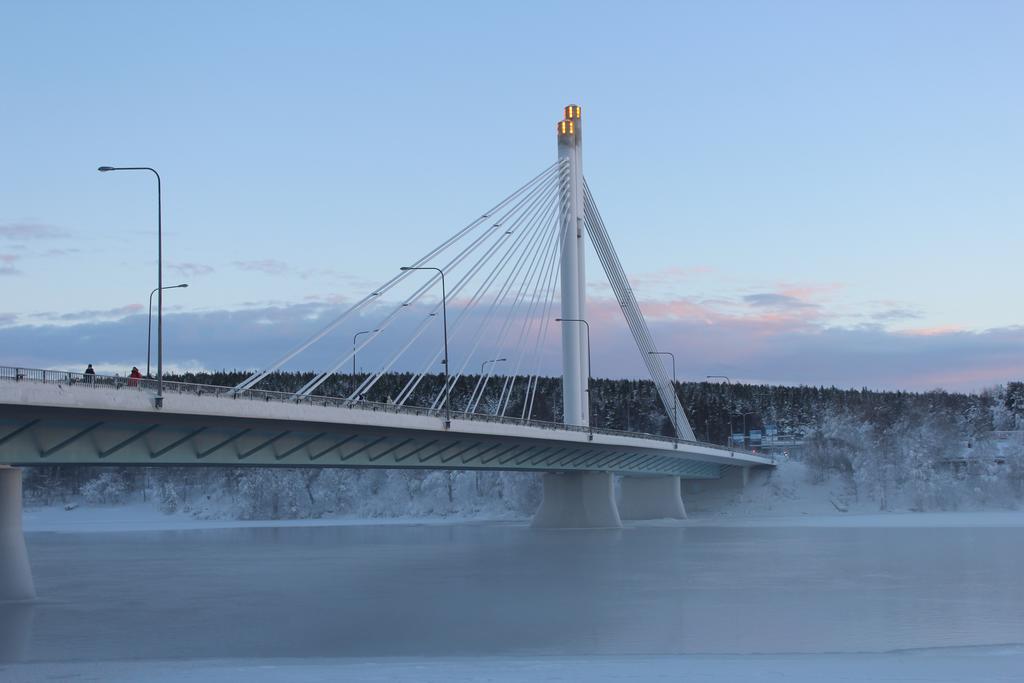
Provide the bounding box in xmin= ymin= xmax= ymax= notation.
xmin=480 ymin=358 xmax=507 ymax=374
xmin=706 ymin=376 xmax=732 ymax=445
xmin=726 ymin=411 xmax=757 ymax=448
xmin=352 ymin=329 xmax=379 ymax=377
xmin=147 ymin=283 xmax=188 ymax=378
xmin=649 ymin=351 xmax=678 ymax=447
xmin=99 ymin=165 xmax=166 ymax=407
xmin=555 ymin=318 xmax=593 ymax=440
xmin=740 ymin=411 xmax=758 ymax=442
xmin=400 ymin=266 xmax=450 ymax=428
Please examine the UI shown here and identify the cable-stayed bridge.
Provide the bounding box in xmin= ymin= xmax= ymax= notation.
xmin=1 ymin=105 xmax=771 ymax=601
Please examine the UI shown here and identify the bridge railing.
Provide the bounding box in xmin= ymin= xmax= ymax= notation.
xmin=1 ymin=366 xmax=764 ymax=460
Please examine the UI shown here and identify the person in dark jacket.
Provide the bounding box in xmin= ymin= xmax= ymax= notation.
xmin=84 ymin=364 xmax=95 ymax=376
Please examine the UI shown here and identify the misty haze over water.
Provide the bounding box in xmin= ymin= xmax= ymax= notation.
xmin=5 ymin=522 xmax=1023 ymax=663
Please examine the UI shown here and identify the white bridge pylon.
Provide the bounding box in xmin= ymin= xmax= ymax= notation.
xmin=557 ymin=106 xmax=587 ymax=428
xmin=233 ymin=105 xmax=695 ymax=441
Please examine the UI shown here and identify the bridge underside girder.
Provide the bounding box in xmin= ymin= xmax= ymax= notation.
xmin=0 ymin=405 xmax=723 ymax=479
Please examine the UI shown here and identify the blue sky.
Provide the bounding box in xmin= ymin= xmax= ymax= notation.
xmin=1 ymin=0 xmax=1022 ymax=391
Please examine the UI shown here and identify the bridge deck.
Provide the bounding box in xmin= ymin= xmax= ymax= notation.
xmin=0 ymin=369 xmax=772 ymax=478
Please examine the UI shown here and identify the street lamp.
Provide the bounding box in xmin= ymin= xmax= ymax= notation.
xmin=400 ymin=266 xmax=450 ymax=429
xmin=706 ymin=376 xmax=732 ymax=445
xmin=726 ymin=411 xmax=757 ymax=448
xmin=740 ymin=411 xmax=758 ymax=441
xmin=352 ymin=329 xmax=380 ymax=377
xmin=480 ymin=358 xmax=507 ymax=374
xmin=555 ymin=317 xmax=593 ymax=440
xmin=99 ymin=165 xmax=166 ymax=407
xmin=147 ymin=283 xmax=188 ymax=378
xmin=649 ymin=351 xmax=678 ymax=448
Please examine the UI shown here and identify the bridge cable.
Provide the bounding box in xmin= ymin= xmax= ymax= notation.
xmin=466 ymin=198 xmax=562 ymax=414
xmin=233 ymin=160 xmax=564 ymax=395
xmin=299 ymin=167 xmax=564 ymax=400
xmin=422 ymin=180 xmax=564 ymax=411
xmin=493 ymin=210 xmax=563 ymax=416
xmin=391 ymin=183 xmax=560 ymax=408
xmin=374 ymin=174 xmax=563 ymax=407
xmin=460 ymin=199 xmax=562 ymax=413
xmin=294 ymin=164 xmax=566 ymax=400
xmin=358 ymin=176 xmax=563 ymax=406
xmin=583 ymin=179 xmax=696 ymax=440
xmin=520 ymin=183 xmax=575 ymax=421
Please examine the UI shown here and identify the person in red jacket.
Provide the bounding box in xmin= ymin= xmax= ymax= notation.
xmin=128 ymin=366 xmax=142 ymax=387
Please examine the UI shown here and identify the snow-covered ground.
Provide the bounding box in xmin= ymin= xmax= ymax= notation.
xmin=22 ymin=502 xmax=519 ymax=533
xmin=23 ymin=498 xmax=1024 ymax=534
xmin=684 ymin=457 xmax=1024 ymax=526
xmin=5 ymin=649 xmax=1024 ymax=682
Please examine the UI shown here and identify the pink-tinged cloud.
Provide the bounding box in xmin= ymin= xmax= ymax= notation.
xmin=870 ymin=307 xmax=923 ymax=322
xmin=0 ymin=253 xmax=21 ymax=276
xmin=1 ymin=293 xmax=1020 ymax=392
xmin=586 ymin=293 xmax=826 ymax=331
xmin=774 ymin=281 xmax=845 ymax=300
xmin=0 ymin=222 xmax=70 ymax=240
xmin=897 ymin=325 xmax=967 ymax=336
xmin=742 ymin=293 xmax=818 ymax=310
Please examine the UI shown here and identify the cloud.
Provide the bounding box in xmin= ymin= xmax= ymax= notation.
xmin=0 ymin=253 xmax=21 ymax=276
xmin=742 ymin=293 xmax=817 ymax=310
xmin=168 ymin=261 xmax=215 ymax=277
xmin=897 ymin=325 xmax=966 ymax=337
xmin=0 ymin=222 xmax=70 ymax=240
xmin=871 ymin=307 xmax=923 ymax=321
xmin=1 ymin=295 xmax=1022 ymax=393
xmin=774 ymin=282 xmax=845 ymax=300
xmin=625 ymin=266 xmax=715 ymax=290
xmin=232 ymin=259 xmax=371 ymax=289
xmin=25 ymin=304 xmax=145 ymax=324
xmin=233 ymin=259 xmax=291 ymax=275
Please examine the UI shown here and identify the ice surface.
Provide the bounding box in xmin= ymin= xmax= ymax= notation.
xmin=5 ymin=650 xmax=1024 ymax=682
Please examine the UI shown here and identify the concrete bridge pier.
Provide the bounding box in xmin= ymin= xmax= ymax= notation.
xmin=532 ymin=472 xmax=622 ymax=528
xmin=683 ymin=465 xmax=751 ymax=496
xmin=0 ymin=466 xmax=35 ymax=603
xmin=618 ymin=475 xmax=687 ymax=520
xmin=0 ymin=602 xmax=34 ymax=662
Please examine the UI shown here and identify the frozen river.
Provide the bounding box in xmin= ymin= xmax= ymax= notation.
xmin=4 ymin=521 xmax=1024 ymax=666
